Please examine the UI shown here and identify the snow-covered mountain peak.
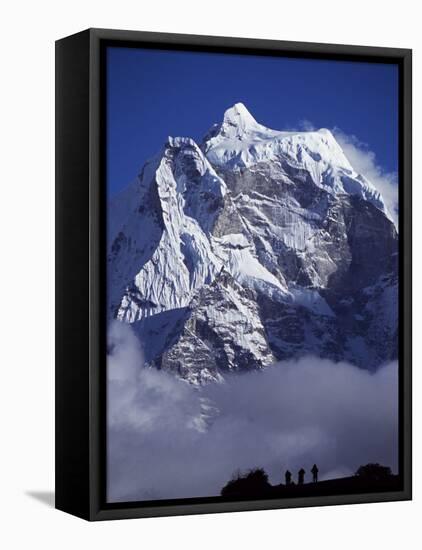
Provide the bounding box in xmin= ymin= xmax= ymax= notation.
xmin=206 ymin=102 xmax=278 ymax=144
xmin=107 ymin=104 xmax=398 ymax=383
xmin=203 ymin=103 xmax=351 ymax=169
xmin=222 ymin=102 xmax=258 ymax=130
xmin=166 ymin=135 xmax=198 ymax=149
xmin=202 ymin=103 xmax=389 ymax=218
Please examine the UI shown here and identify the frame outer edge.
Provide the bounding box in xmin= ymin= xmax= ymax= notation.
xmin=89 ymin=28 xmax=103 ymax=520
xmin=402 ymin=49 xmax=412 ymax=500
xmin=68 ymin=28 xmax=412 ymax=520
xmin=55 ymin=29 xmax=91 ymax=521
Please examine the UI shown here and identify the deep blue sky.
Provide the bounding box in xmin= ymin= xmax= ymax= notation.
xmin=106 ymin=46 xmax=398 ymax=197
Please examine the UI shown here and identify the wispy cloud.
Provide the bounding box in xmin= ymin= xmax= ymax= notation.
xmin=297 ymin=119 xmax=316 ymax=132
xmin=107 ymin=322 xmax=398 ymax=502
xmin=287 ymin=121 xmax=399 ymax=227
xmin=332 ymin=129 xmax=398 ymax=226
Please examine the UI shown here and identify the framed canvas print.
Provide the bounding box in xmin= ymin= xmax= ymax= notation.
xmin=55 ymin=28 xmax=412 ymax=521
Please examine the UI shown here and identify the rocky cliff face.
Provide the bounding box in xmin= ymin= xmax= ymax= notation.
xmin=107 ymin=103 xmax=398 ymax=384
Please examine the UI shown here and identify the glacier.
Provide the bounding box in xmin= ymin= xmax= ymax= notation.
xmin=107 ymin=103 xmax=398 ymax=384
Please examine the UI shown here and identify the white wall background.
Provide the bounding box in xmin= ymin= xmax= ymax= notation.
xmin=0 ymin=1 xmax=419 ymax=548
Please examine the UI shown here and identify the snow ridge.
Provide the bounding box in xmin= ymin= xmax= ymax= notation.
xmin=108 ymin=103 xmax=398 ymax=383
xmin=203 ymin=103 xmax=388 ymax=218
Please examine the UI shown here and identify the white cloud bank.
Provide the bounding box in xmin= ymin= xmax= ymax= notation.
xmin=107 ymin=322 xmax=398 ymax=502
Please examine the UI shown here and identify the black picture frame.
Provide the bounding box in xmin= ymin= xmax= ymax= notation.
xmin=55 ymin=28 xmax=412 ymax=521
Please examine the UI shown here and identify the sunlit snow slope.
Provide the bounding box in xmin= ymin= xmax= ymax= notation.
xmin=108 ymin=103 xmax=398 ymax=384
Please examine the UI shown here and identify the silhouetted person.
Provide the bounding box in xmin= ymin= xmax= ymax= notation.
xmin=311 ymin=464 xmax=319 ymax=483
xmin=285 ymin=470 xmax=292 ymax=486
xmin=298 ymin=468 xmax=305 ymax=485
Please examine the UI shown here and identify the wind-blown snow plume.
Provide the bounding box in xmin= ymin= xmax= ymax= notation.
xmin=333 ymin=128 xmax=399 ymax=226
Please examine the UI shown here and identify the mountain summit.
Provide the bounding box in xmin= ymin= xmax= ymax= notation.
xmin=108 ymin=104 xmax=398 ymax=384
xmin=223 ymin=102 xmax=258 ymax=129
xmin=204 ymin=104 xmax=388 ymax=217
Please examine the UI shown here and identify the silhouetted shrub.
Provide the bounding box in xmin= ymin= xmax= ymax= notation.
xmin=355 ymin=463 xmax=392 ymax=481
xmin=221 ymin=468 xmax=270 ymax=497
xmin=244 ymin=468 xmax=269 ymax=485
